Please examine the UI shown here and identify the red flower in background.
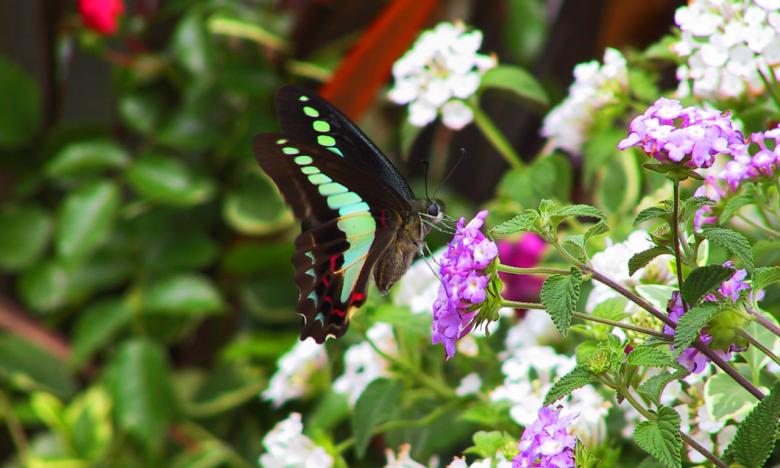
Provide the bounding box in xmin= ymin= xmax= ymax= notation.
xmin=79 ymin=0 xmax=124 ymax=35
xmin=498 ymin=234 xmax=546 ymax=314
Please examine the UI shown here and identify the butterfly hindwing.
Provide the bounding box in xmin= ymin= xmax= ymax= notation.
xmin=275 ymin=85 xmax=416 ymax=201
xmin=254 ymin=134 xmax=410 ymax=342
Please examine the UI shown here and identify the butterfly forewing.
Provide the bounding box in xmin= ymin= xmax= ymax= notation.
xmin=253 ymin=135 xmax=410 ymax=342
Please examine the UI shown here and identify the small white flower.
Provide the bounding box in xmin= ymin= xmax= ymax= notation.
xmin=388 ymin=22 xmax=496 ymax=130
xmin=262 ymin=339 xmax=327 ymax=408
xmin=455 ymin=372 xmax=482 ymax=396
xmin=541 ymin=48 xmax=628 ymax=154
xmin=384 ymin=444 xmax=427 ymax=468
xmin=333 ymin=323 xmax=397 ymax=405
xmin=259 ymin=413 xmax=333 ymax=468
xmin=394 ymin=249 xmax=444 ymax=314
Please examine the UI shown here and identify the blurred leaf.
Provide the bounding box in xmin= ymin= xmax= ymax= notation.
xmin=156 ymin=99 xmax=221 ymax=151
xmin=704 ymin=369 xmax=757 ymax=422
xmin=220 ymin=331 xmax=298 ymax=362
xmin=0 ymin=204 xmax=51 ymax=271
xmin=0 ymin=56 xmax=41 ymax=148
xmin=479 ymin=65 xmax=548 ymax=107
xmin=125 ymin=153 xmax=215 ymax=206
xmin=119 ymin=89 xmax=166 ymax=135
xmin=143 ymin=230 xmax=219 ymax=272
xmin=143 ymin=273 xmax=223 ymax=315
xmin=597 ymin=151 xmax=641 ymax=214
xmin=583 ymin=128 xmax=623 ymax=188
xmin=464 ymin=430 xmax=516 ymax=459
xmin=498 ymin=155 xmax=571 ymax=208
xmin=45 ymin=140 xmax=129 ymax=178
xmin=183 ymin=364 xmax=265 ymax=418
xmin=65 ymin=250 xmax=133 ymax=303
xmin=171 ymin=11 xmax=213 ymax=76
xmin=0 ymin=335 xmax=75 ymax=398
xmin=106 ymin=339 xmax=176 ymax=452
xmin=239 ymin=277 xmax=298 ymax=322
xmin=743 ymin=318 xmax=780 ymax=375
xmin=207 ymin=11 xmax=288 ymax=50
xmin=635 ymin=284 xmax=675 ymax=312
xmin=223 ymin=170 xmax=293 ymax=235
xmin=221 ymin=241 xmax=293 ymax=276
xmin=353 ymin=378 xmax=402 ymax=458
xmin=65 ymin=386 xmax=114 ymax=461
xmin=370 ymin=305 xmax=431 ymax=338
xmin=504 ymin=0 xmax=546 ymax=64
xmin=18 ymin=260 xmax=69 ymax=312
xmin=55 ymin=180 xmax=121 ymax=262
xmin=72 ymin=300 xmax=132 ymax=366
xmin=307 ymin=391 xmax=350 ymax=433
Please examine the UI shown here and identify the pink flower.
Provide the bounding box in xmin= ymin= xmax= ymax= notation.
xmin=498 ymin=234 xmax=546 ymax=313
xmin=79 ymin=0 xmax=124 ymax=35
xmin=513 ymin=406 xmax=576 ymax=468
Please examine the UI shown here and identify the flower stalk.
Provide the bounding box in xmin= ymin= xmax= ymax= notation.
xmin=496 ymin=264 xmax=569 ymax=276
xmin=739 ymin=329 xmax=780 ymax=367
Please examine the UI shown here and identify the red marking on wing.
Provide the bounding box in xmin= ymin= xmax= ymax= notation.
xmin=333 ymin=307 xmax=346 ymax=317
xmin=379 ymin=208 xmax=387 ymax=228
xmin=349 ymin=292 xmax=366 ymax=304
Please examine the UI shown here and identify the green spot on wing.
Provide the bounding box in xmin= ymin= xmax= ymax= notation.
xmin=339 ymin=202 xmax=371 ymax=216
xmin=294 ymin=155 xmax=313 ymax=165
xmin=313 ymin=120 xmax=331 ymax=132
xmin=282 ymin=146 xmax=299 ymax=155
xmin=328 ymin=147 xmax=344 ymax=157
xmin=299 ymin=96 xmax=309 ymax=102
xmin=319 ymin=182 xmax=348 ymax=196
xmin=300 ymin=166 xmax=320 ymax=175
xmin=327 ymin=192 xmax=362 ymax=210
xmin=308 ymin=173 xmax=332 ymax=185
xmin=317 ymin=135 xmax=336 ymax=147
xmin=303 ymin=106 xmax=320 ymax=118
xmin=276 ymin=138 xmax=287 ymax=144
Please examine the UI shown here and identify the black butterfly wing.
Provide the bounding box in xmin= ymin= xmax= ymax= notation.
xmin=254 ymin=134 xmax=411 ymax=342
xmin=274 ymin=85 xmax=416 ymax=202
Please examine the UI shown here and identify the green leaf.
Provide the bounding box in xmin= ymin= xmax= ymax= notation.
xmin=371 ymin=305 xmax=431 ymax=338
xmin=464 ymin=431 xmax=517 ymax=459
xmin=143 ymin=273 xmax=223 ymax=315
xmin=752 ymin=266 xmax=780 ymax=291
xmin=490 ymin=212 xmax=538 ymax=235
xmin=352 ymin=378 xmax=402 ymax=458
xmin=106 ymin=339 xmax=176 ymax=451
xmin=0 ymin=56 xmax=41 ymax=148
xmin=479 ymin=65 xmax=548 ymax=107
xmin=632 ymin=406 xmax=682 ymax=468
xmin=682 ymin=196 xmax=714 ymax=221
xmin=638 ymin=369 xmax=687 ymax=406
xmin=18 ymin=260 xmax=69 ymax=312
xmin=223 ymin=169 xmax=293 ymax=235
xmin=700 ymin=228 xmax=754 ymax=271
xmin=0 ymin=335 xmax=76 ymax=398
xmin=680 ymin=265 xmax=734 ymax=305
xmin=627 ymin=346 xmax=673 ymax=368
xmin=635 ymin=284 xmax=676 ymax=312
xmin=628 ymin=246 xmax=671 ymax=276
xmin=0 ymin=204 xmax=51 ymax=271
xmin=723 ymin=382 xmax=780 ymax=467
xmin=543 ymin=366 xmax=597 ymax=406
xmin=743 ymin=318 xmax=780 ymax=374
xmin=720 ymin=192 xmax=754 ymax=223
xmin=598 ymin=153 xmax=642 ymax=214
xmin=125 ymin=153 xmax=215 ymax=206
xmin=171 ymin=11 xmax=213 ymax=76
xmin=207 ymin=11 xmax=288 ymax=50
xmin=703 ymin=371 xmax=757 ymax=423
xmin=118 ymin=89 xmax=165 ymax=135
xmin=72 ymin=300 xmax=132 ymax=366
xmin=673 ymin=303 xmax=720 ymax=358
xmin=55 ymin=180 xmax=120 ymax=262
xmin=540 ymin=269 xmax=581 ymax=336
xmin=553 ymin=204 xmax=605 ymax=222
xmin=634 ymin=206 xmax=671 ymax=226
xmin=589 ymin=297 xmax=627 ymax=338
xmin=45 ymin=139 xmax=129 ymax=177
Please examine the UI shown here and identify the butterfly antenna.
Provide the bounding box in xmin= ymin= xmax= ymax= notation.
xmin=422 ymin=159 xmax=432 ymax=202
xmin=432 ymin=147 xmax=467 ymax=199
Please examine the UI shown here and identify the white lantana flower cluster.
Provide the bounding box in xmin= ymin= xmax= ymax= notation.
xmin=490 ymin=344 xmax=611 ymax=447
xmin=262 ymin=338 xmax=327 ymax=408
xmin=587 ymin=230 xmax=675 ymax=312
xmin=389 ymin=21 xmax=496 ymax=130
xmin=259 ymin=413 xmax=333 ymax=468
xmin=541 ymin=48 xmax=628 ymax=153
xmin=674 ymin=0 xmax=780 ymax=100
xmin=333 ymin=323 xmax=398 ymax=405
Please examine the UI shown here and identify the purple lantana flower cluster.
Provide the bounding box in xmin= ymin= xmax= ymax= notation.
xmin=512 ymin=406 xmax=576 ymax=468
xmin=618 ymin=97 xmax=745 ymax=169
xmin=432 ymin=210 xmax=498 ymax=359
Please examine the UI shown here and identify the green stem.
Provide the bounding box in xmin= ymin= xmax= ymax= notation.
xmin=502 ymin=300 xmax=544 ymax=310
xmin=672 ymin=181 xmax=688 ymax=314
xmin=363 ymin=334 xmax=456 ymax=399
xmin=0 ymin=390 xmax=27 ymax=460
xmin=740 ymin=329 xmax=780 ymax=366
xmin=572 ymin=311 xmax=670 ymax=340
xmin=615 ymin=384 xmax=727 ymax=468
xmin=735 ymin=213 xmax=780 ymax=237
xmin=496 ymin=264 xmax=569 ymax=276
xmin=746 ymin=305 xmax=780 ymax=339
xmin=758 ymin=68 xmax=780 ymax=112
xmin=469 ymin=100 xmax=524 ymax=170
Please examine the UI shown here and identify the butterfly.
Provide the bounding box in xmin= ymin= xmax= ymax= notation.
xmin=253 ymin=85 xmax=445 ymax=343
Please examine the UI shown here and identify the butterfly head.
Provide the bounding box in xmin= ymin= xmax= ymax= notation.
xmin=422 ymin=198 xmax=445 ymax=224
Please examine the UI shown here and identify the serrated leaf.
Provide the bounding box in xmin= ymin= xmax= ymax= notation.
xmin=543 ymin=366 xmax=597 ymax=406
xmin=584 ymin=220 xmax=609 ymax=241
xmin=638 ymin=369 xmax=687 ymax=406
xmin=553 ymin=204 xmax=606 ymax=222
xmin=634 ymin=207 xmax=671 ymax=226
xmin=628 ymin=246 xmax=671 ymax=276
xmin=723 ymin=382 xmax=780 ymax=467
xmin=491 ymin=213 xmax=537 ymax=235
xmin=720 ymin=192 xmax=753 ymax=223
xmin=627 ymin=346 xmax=673 ymax=368
xmin=353 ymin=378 xmax=402 ymax=458
xmin=632 ymin=406 xmax=682 ymax=468
xmin=673 ymin=303 xmax=719 ymax=358
xmin=680 ymin=265 xmax=734 ymax=305
xmin=682 ymin=196 xmax=714 ymax=221
xmin=540 ymin=269 xmax=581 ymax=336
xmin=752 ymin=266 xmax=780 ymax=291
xmin=701 ymin=228 xmax=754 ymax=271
